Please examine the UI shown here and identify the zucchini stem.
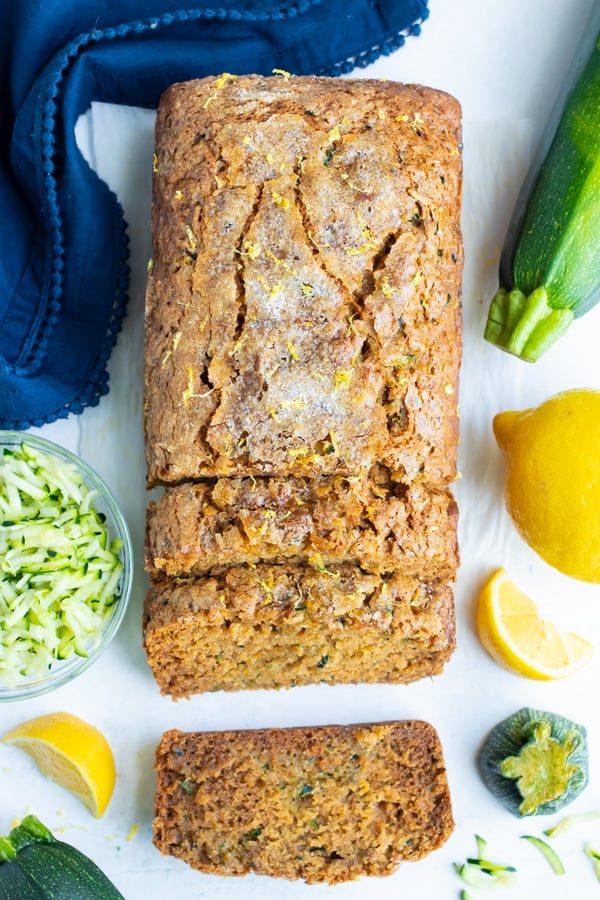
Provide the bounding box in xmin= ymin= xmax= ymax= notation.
xmin=484 ymin=286 xmax=574 ymax=361
xmin=7 ymin=815 xmax=55 ymax=852
xmin=0 ymin=837 xmax=17 ymax=864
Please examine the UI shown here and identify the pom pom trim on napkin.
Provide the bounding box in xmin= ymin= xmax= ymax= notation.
xmin=0 ymin=0 xmax=428 ymax=429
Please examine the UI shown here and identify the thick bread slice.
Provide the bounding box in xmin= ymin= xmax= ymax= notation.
xmin=143 ymin=564 xmax=455 ymax=697
xmin=153 ymin=721 xmax=453 ymax=883
xmin=145 ymin=471 xmax=459 ymax=579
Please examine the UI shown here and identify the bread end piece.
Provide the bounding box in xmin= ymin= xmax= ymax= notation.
xmin=144 ymin=74 xmax=462 ymax=487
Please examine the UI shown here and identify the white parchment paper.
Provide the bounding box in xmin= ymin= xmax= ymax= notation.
xmin=3 ymin=1 xmax=600 ymax=897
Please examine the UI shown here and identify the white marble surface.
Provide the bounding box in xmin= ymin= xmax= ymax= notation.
xmin=3 ymin=1 xmax=600 ymax=897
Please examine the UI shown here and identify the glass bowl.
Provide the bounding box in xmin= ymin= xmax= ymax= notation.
xmin=0 ymin=431 xmax=133 ymax=701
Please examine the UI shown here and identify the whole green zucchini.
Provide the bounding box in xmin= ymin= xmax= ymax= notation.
xmin=484 ymin=10 xmax=600 ymax=361
xmin=0 ymin=816 xmax=124 ymax=900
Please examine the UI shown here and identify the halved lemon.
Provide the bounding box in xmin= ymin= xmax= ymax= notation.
xmin=476 ymin=569 xmax=594 ymax=680
xmin=2 ymin=712 xmax=116 ymax=817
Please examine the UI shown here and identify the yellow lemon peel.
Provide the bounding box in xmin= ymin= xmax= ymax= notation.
xmin=493 ymin=389 xmax=600 ymax=583
xmin=2 ymin=712 xmax=116 ymax=817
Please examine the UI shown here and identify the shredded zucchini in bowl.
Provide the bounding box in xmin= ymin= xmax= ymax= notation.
xmin=0 ymin=436 xmax=131 ymax=693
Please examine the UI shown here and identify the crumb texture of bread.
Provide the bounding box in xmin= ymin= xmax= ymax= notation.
xmin=144 ymin=74 xmax=462 ymax=486
xmin=153 ymin=721 xmax=454 ymax=883
xmin=143 ymin=565 xmax=455 ymax=697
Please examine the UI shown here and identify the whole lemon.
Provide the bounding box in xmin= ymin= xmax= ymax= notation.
xmin=493 ymin=388 xmax=600 ymax=583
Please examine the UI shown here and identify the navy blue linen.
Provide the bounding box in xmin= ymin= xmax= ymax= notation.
xmin=0 ymin=0 xmax=428 ymax=429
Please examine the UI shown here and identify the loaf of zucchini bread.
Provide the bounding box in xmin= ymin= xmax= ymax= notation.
xmin=153 ymin=720 xmax=454 ymax=883
xmin=143 ymin=73 xmax=463 ymax=697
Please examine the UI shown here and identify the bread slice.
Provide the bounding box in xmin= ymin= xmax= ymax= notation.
xmin=153 ymin=721 xmax=453 ymax=883
xmin=145 ymin=469 xmax=459 ymax=579
xmin=142 ymin=564 xmax=455 ymax=697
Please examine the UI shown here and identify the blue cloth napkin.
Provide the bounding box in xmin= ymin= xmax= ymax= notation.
xmin=0 ymin=0 xmax=428 ymax=430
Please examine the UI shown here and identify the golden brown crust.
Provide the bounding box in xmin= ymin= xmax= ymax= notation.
xmin=143 ymin=564 xmax=456 ymax=697
xmin=144 ymin=74 xmax=462 ymax=486
xmin=145 ymin=470 xmax=459 ymax=578
xmin=153 ymin=721 xmax=454 ymax=883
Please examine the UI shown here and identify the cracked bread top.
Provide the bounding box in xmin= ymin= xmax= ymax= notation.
xmin=144 ymin=74 xmax=462 ymax=486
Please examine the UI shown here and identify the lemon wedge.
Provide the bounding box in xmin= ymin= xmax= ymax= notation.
xmin=2 ymin=712 xmax=116 ymax=817
xmin=476 ymin=569 xmax=594 ymax=680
